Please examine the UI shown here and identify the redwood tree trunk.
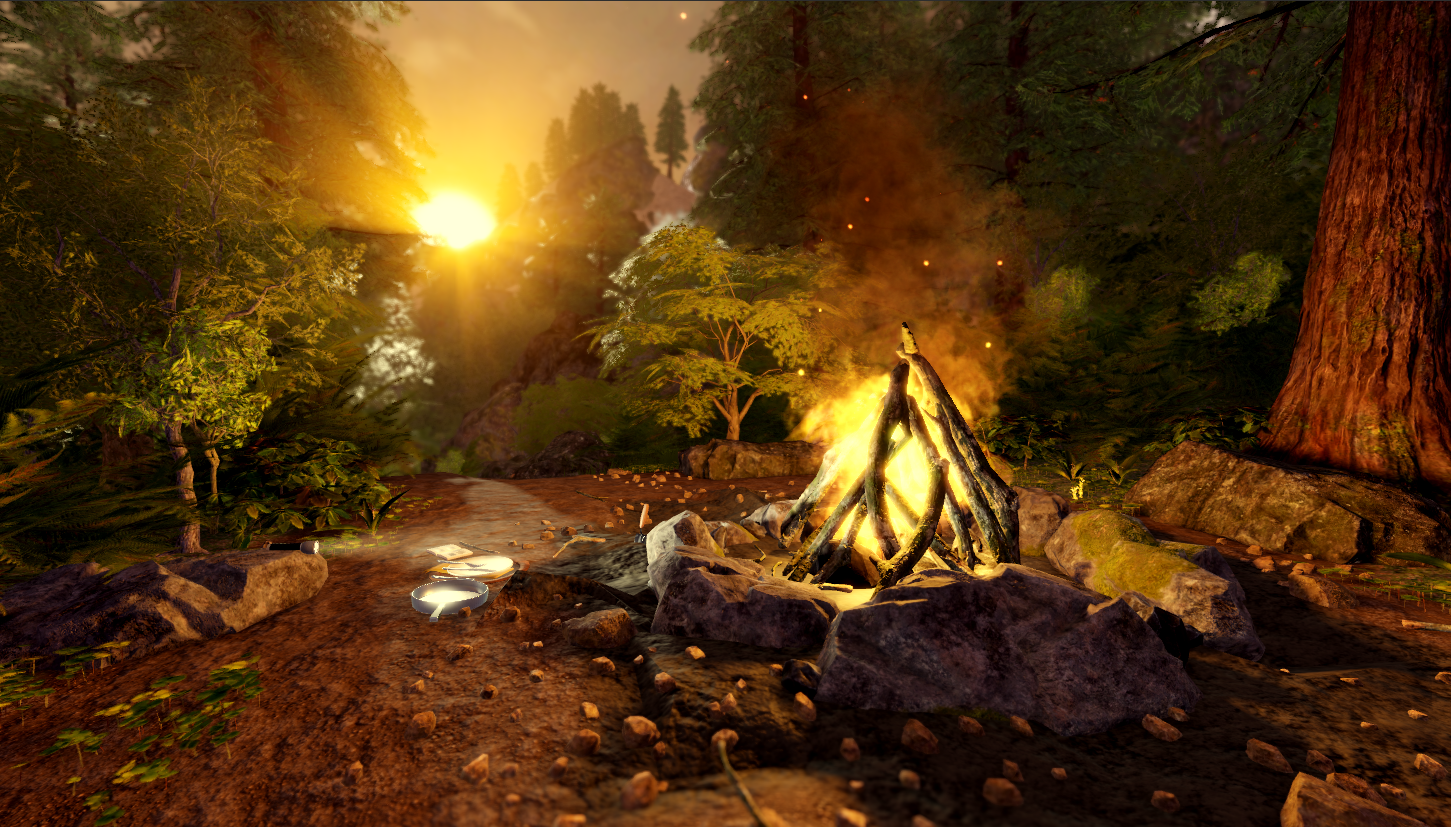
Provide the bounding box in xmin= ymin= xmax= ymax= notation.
xmin=1263 ymin=2 xmax=1451 ymax=493
xmin=165 ymin=422 xmax=204 ymax=555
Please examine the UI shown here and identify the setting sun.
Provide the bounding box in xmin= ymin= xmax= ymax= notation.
xmin=413 ymin=193 xmax=496 ymax=248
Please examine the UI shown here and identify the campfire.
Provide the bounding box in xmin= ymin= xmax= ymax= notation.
xmin=778 ymin=323 xmax=1019 ymax=590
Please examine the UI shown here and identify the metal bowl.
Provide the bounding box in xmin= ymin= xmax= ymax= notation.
xmin=410 ymin=577 xmax=492 ymax=623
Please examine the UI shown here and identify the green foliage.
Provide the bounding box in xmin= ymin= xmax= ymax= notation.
xmin=654 ymin=85 xmax=687 ymax=179
xmin=1192 ymin=252 xmax=1292 ymax=334
xmin=975 ymin=415 xmax=1070 ymax=470
xmin=1025 ymin=266 xmax=1098 ymax=329
xmin=592 ymin=224 xmax=837 ymax=440
xmin=514 ymin=378 xmax=624 ymax=455
xmin=1143 ymin=406 xmax=1271 ymax=455
xmin=567 ymin=83 xmax=645 ymax=164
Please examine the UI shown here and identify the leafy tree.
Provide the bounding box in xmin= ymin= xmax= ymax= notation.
xmin=591 ymin=224 xmax=837 ymax=440
xmin=654 ymin=84 xmax=688 ymax=180
xmin=523 ymin=162 xmax=544 ymax=198
xmin=566 ymin=84 xmax=645 ymax=164
xmin=0 ymin=80 xmax=365 ymax=554
xmin=496 ymin=163 xmax=524 ymax=221
xmin=513 ymin=377 xmax=623 ymax=454
xmin=0 ymin=1 xmax=138 ymax=115
xmin=544 ymin=118 xmax=569 ymax=180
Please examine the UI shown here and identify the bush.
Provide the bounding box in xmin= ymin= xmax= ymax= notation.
xmin=513 ymin=377 xmax=624 ymax=455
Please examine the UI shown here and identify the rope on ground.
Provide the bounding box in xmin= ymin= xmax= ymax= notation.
xmin=717 ymin=737 xmax=784 ymax=827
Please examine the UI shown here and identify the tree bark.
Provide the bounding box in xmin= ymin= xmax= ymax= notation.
xmin=1263 ymin=2 xmax=1451 ymax=493
xmin=165 ymin=422 xmax=204 ymax=555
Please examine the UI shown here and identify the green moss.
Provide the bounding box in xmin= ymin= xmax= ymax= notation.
xmin=1063 ymin=510 xmax=1198 ymax=598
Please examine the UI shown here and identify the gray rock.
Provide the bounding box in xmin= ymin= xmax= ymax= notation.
xmin=680 ymin=439 xmax=825 ymax=480
xmin=645 ymin=511 xmax=726 ymax=598
xmin=563 ymin=608 xmax=637 ymax=648
xmin=814 ymin=567 xmax=1200 ymax=736
xmin=1280 ymin=772 xmax=1427 ymax=827
xmin=1128 ymin=441 xmax=1451 ymax=564
xmin=511 ymin=430 xmax=611 ymax=479
xmin=0 ymin=549 xmax=327 ymax=664
xmin=1014 ymin=487 xmax=1070 ymax=556
xmin=651 ymin=562 xmax=840 ymax=650
xmin=744 ymin=500 xmax=798 ymax=540
xmin=708 ymin=521 xmax=757 ymax=548
xmin=1045 ymin=509 xmax=1263 ymax=661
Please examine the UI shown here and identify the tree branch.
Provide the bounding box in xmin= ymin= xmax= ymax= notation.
xmin=96 ymin=235 xmax=164 ymax=302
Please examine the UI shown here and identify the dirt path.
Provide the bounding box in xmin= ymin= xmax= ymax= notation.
xmin=1 ymin=473 xmax=1449 ymax=827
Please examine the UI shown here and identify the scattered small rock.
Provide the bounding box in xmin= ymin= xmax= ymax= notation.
xmin=622 ymin=716 xmax=660 ymax=749
xmin=458 ymin=607 xmax=471 ymax=618
xmin=1291 ymin=562 xmax=1316 ymax=575
xmin=1306 ymin=749 xmax=1334 ymax=774
xmin=503 ymin=793 xmax=521 ymax=805
xmin=1303 ymin=554 xmax=1314 ymax=560
xmin=648 ymin=646 xmax=657 ymax=653
xmin=634 ymin=654 xmax=645 ymax=665
xmin=1360 ymin=721 xmax=1377 ymax=729
xmin=621 ymin=771 xmax=663 ymax=810
xmin=549 ymin=756 xmax=570 ymax=778
xmin=957 ymin=716 xmax=984 ymax=736
xmin=1414 ymin=753 xmax=1446 ymax=781
xmin=529 ymin=669 xmax=545 ymax=682
xmin=346 ymin=760 xmax=364 ymax=784
xmin=1340 ymin=677 xmax=1360 ymax=686
xmin=1328 ymin=772 xmax=1386 ymax=806
xmin=564 ymin=608 xmax=637 ymax=648
xmin=686 ymin=645 xmax=705 ymax=660
xmin=554 ymin=815 xmax=585 ymax=827
xmin=409 ymin=679 xmax=426 ymax=694
xmin=1142 ymin=714 xmax=1182 ymax=742
xmin=463 ymin=753 xmax=489 ymax=783
xmin=1051 ymin=767 xmax=1067 ymax=780
xmin=581 ymin=702 xmax=599 ymax=720
xmin=1008 ymin=716 xmax=1034 ymax=738
xmin=840 ymin=737 xmax=861 ymax=761
xmin=532 ymin=641 xmax=543 ymax=648
xmin=983 ymin=778 xmax=1023 ymax=807
xmin=736 ymin=678 xmax=747 ymax=690
xmin=770 ymin=663 xmax=784 ymax=676
xmin=848 ymin=780 xmax=865 ymax=792
xmin=564 ymin=527 xmax=577 ymax=536
xmin=899 ymin=769 xmax=921 ymax=789
xmin=408 ymin=710 xmax=436 ymax=738
xmin=591 ymin=657 xmax=615 ymax=674
xmin=522 ymin=544 xmax=536 ymax=549
xmin=568 ymin=729 xmax=601 ymax=756
xmin=720 ymin=692 xmax=739 ymax=715
xmin=1151 ymin=791 xmax=1180 ymax=813
xmin=502 ymin=607 xmax=519 ymax=622
xmin=1215 ymin=538 xmax=1227 ymax=545
xmin=1248 ymin=544 xmax=1263 ymax=555
xmin=480 ymin=685 xmax=498 ymax=700
xmin=1246 ymin=738 xmax=1292 ymax=773
xmin=835 ymin=809 xmax=868 ymax=827
xmin=1253 ymin=558 xmax=1276 ymax=572
xmin=517 ymin=642 xmax=531 ymax=652
xmin=910 ymin=817 xmax=936 ymax=827
xmin=653 ymin=740 xmax=671 ymax=758
xmin=901 ymin=718 xmax=939 ymax=754
xmin=1379 ymin=783 xmax=1406 ymax=799
xmin=711 ymin=729 xmax=739 ymax=752
xmin=540 ymin=531 xmax=555 ymax=540
xmin=795 ymin=692 xmax=817 ymax=722
xmin=499 ymin=763 xmax=518 ymax=779
xmin=655 ymin=673 xmax=677 ymax=693
xmin=510 ymin=708 xmax=523 ymax=723
xmin=1002 ymin=760 xmax=1023 ymax=782
xmin=1408 ymin=709 xmax=1428 ymax=719
xmin=706 ymin=700 xmax=722 ymax=719
xmin=1435 ymin=672 xmax=1451 ymax=685
xmin=1165 ymin=707 xmax=1190 ymax=723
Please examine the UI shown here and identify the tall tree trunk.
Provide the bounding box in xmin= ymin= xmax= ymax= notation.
xmin=1263 ymin=2 xmax=1451 ymax=492
xmin=165 ymin=422 xmax=204 ymax=555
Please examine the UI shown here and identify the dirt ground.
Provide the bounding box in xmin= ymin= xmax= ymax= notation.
xmin=2 ymin=471 xmax=1450 ymax=827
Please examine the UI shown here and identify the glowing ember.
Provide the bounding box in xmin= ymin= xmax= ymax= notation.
xmin=798 ymin=368 xmax=806 ymax=375
xmin=923 ymin=260 xmax=930 ymax=266
xmin=847 ymin=223 xmax=853 ymax=229
xmin=680 ymin=11 xmax=687 ymax=19
xmin=996 ymin=259 xmax=1004 ymax=266
xmin=985 ymin=342 xmax=992 ymax=348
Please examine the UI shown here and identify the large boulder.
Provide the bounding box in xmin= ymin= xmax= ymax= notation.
xmin=814 ymin=567 xmax=1200 ymax=736
xmin=743 ymin=500 xmax=798 ymax=540
xmin=651 ymin=562 xmax=841 ymax=649
xmin=679 ymin=440 xmax=825 ymax=480
xmin=0 ymin=549 xmax=328 ymax=664
xmin=645 ymin=511 xmax=726 ymax=598
xmin=1045 ymin=509 xmax=1263 ymax=660
xmin=511 ymin=430 xmax=611 ymax=479
xmin=1015 ymin=486 xmax=1070 ymax=556
xmin=1127 ymin=441 xmax=1451 ymax=564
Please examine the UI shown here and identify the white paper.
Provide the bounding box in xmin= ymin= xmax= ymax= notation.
xmin=427 ymin=544 xmax=474 ymax=560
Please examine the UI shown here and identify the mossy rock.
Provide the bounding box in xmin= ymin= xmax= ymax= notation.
xmin=1046 ymin=510 xmax=1198 ymax=598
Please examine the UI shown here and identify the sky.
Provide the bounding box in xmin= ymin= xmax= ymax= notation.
xmin=377 ymin=1 xmax=722 ymax=215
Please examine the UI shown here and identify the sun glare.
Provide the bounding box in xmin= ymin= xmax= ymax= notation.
xmin=414 ymin=193 xmax=496 ymax=248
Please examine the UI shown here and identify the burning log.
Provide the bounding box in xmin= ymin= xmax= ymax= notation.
xmin=780 ymin=323 xmax=1020 ymax=586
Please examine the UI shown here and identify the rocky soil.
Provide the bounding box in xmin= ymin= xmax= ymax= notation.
xmin=1 ymin=472 xmax=1449 ymax=826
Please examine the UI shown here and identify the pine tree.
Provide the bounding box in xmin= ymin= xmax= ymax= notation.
xmin=623 ymin=102 xmax=645 ymax=140
xmin=523 ymin=162 xmax=544 ymax=198
xmin=654 ymin=85 xmax=687 ymax=180
xmin=496 ymin=163 xmax=524 ymax=220
xmin=544 ymin=118 xmax=569 ymax=180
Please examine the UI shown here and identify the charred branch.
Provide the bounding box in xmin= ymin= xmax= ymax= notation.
xmin=875 ymin=459 xmax=948 ymax=591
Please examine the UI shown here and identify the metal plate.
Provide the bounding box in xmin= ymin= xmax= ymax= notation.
xmin=410 ymin=577 xmax=492 ymax=622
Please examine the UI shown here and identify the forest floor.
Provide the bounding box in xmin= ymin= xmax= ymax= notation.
xmin=2 ymin=471 xmax=1450 ymax=827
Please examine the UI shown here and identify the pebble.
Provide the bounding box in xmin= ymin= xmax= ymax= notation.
xmin=621 ymin=770 xmax=663 ymax=810
xmin=1253 ymin=558 xmax=1276 ymax=572
xmin=835 ymin=809 xmax=868 ymax=827
xmin=911 ymin=817 xmax=936 ymax=827
xmin=848 ymin=780 xmax=865 ymax=791
xmin=707 ymin=701 xmax=722 ymax=719
xmin=1245 ymin=739 xmax=1292 ymax=773
xmin=503 ymin=793 xmax=521 ymax=805
xmin=499 ymin=763 xmax=519 ymax=779
xmin=653 ymin=740 xmax=671 ymax=758
xmin=1051 ymin=767 xmax=1067 ymax=780
xmin=1360 ymin=721 xmax=1376 ymax=729
xmin=541 ymin=519 xmax=552 ymax=525
xmin=736 ymin=678 xmax=747 ymax=690
xmin=1151 ymin=791 xmax=1180 ymax=813
xmin=463 ymin=752 xmax=489 ymax=783
xmin=770 ymin=663 xmax=784 ymax=676
xmin=957 ymin=716 xmax=984 ymax=736
xmin=1436 ymin=672 xmax=1451 ymax=685
xmin=409 ymin=679 xmax=426 ymax=694
xmin=720 ymin=692 xmax=739 ymax=715
xmin=982 ymin=778 xmax=1023 ymax=807
xmin=902 ymin=718 xmax=939 ymax=754
xmin=502 ymin=607 xmax=520 ymax=622
xmin=532 ymin=641 xmax=543 ymax=648
xmin=1248 ymin=544 xmax=1263 ymax=555
xmin=346 ymin=760 xmax=364 ymax=783
xmin=648 ymin=646 xmax=657 ymax=653
xmin=622 ymin=716 xmax=660 ymax=748
xmin=795 ymin=692 xmax=817 ymax=722
xmin=1142 ymin=714 xmax=1182 ymax=742
xmin=540 ymin=531 xmax=555 ymax=540
xmin=1380 ymin=783 xmax=1406 ymax=799
xmin=711 ymin=729 xmax=739 ymax=752
xmin=1008 ymin=716 xmax=1034 ymax=738
xmin=1340 ymin=677 xmax=1359 ymax=686
xmin=510 ymin=708 xmax=524 ymax=723
xmin=1291 ymin=562 xmax=1316 ymax=575
xmin=568 ymin=729 xmax=601 ymax=756
xmin=1414 ymin=753 xmax=1447 ymax=781
xmin=529 ymin=669 xmax=545 ymax=682
xmin=1408 ymin=709 xmax=1428 ymax=719
xmin=1306 ymin=749 xmax=1334 ymax=774
xmin=518 ymin=642 xmax=531 ymax=652
xmin=458 ymin=607 xmax=471 ymax=618
xmin=554 ymin=816 xmax=585 ymax=827
xmin=686 ymin=645 xmax=705 ymax=660
xmin=1002 ymin=760 xmax=1023 ymax=782
xmin=840 ymin=737 xmax=861 ymax=762
xmin=590 ymin=657 xmax=615 ymax=675
xmin=634 ymin=655 xmax=645 ymax=665
xmin=480 ymin=685 xmax=498 ymax=699
xmin=1328 ymin=772 xmax=1385 ymax=805
xmin=581 ymin=702 xmax=599 ymax=720
xmin=408 ymin=710 xmax=436 ymax=738
xmin=1165 ymin=707 xmax=1189 ymax=723
xmin=1215 ymin=537 xmax=1227 ymax=544
xmin=899 ymin=769 xmax=921 ymax=790
xmin=655 ymin=673 xmax=677 ymax=693
xmin=549 ymin=756 xmax=570 ymax=778
xmin=522 ymin=544 xmax=535 ymax=549
xmin=1303 ymin=554 xmax=1314 ymax=560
